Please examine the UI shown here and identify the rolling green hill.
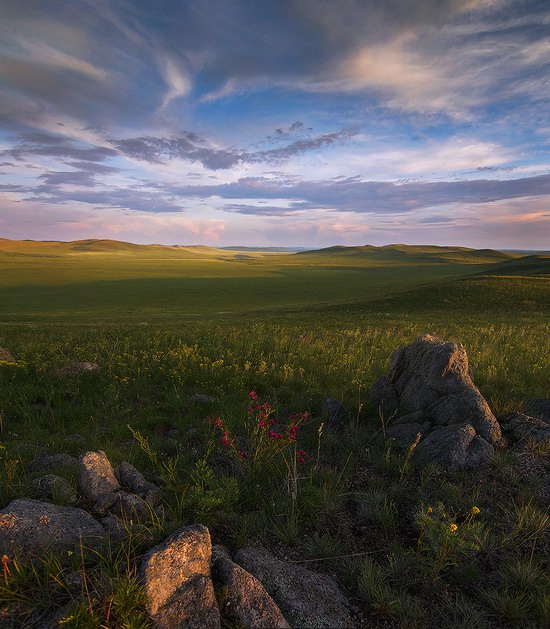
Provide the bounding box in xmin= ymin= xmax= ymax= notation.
xmin=0 ymin=238 xmax=547 ymax=321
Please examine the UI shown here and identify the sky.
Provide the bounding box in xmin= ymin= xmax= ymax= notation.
xmin=0 ymin=0 xmax=549 ymax=249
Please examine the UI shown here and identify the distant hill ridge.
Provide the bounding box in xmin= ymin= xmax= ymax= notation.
xmin=1 ymin=238 xmax=548 ymax=265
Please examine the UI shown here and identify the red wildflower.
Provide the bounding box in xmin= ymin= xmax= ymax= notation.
xmin=221 ymin=431 xmax=231 ymax=447
xmin=248 ymin=391 xmax=258 ymax=401
xmin=239 ymin=450 xmax=248 ymax=459
xmin=268 ymin=430 xmax=283 ymax=440
xmin=213 ymin=418 xmax=223 ymax=428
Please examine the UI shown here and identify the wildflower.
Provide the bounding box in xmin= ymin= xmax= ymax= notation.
xmin=239 ymin=450 xmax=247 ymax=459
xmin=448 ymin=523 xmax=458 ymax=533
xmin=288 ymin=423 xmax=299 ymax=441
xmin=2 ymin=554 xmax=11 ymax=577
xmin=470 ymin=506 xmax=480 ymax=515
xmin=427 ymin=506 xmax=433 ymax=513
xmin=213 ymin=418 xmax=223 ymax=429
xmin=298 ymin=449 xmax=308 ymax=464
xmin=268 ymin=430 xmax=283 ymax=440
xmin=248 ymin=391 xmax=258 ymax=401
xmin=220 ymin=431 xmax=231 ymax=447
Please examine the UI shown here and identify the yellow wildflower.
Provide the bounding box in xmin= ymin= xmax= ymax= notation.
xmin=448 ymin=523 xmax=458 ymax=533
xmin=470 ymin=506 xmax=480 ymax=515
xmin=427 ymin=506 xmax=433 ymax=513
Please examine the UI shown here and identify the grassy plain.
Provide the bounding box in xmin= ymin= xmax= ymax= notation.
xmin=0 ymin=238 xmax=549 ymax=627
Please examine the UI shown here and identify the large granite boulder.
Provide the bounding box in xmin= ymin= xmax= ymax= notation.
xmin=212 ymin=545 xmax=290 ymax=628
xmin=0 ymin=499 xmax=106 ymax=561
xmin=371 ymin=335 xmax=505 ymax=467
xmin=234 ymin=546 xmax=354 ymax=628
xmin=140 ymin=524 xmax=220 ymax=628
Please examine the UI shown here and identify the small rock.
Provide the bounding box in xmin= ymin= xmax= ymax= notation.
xmin=28 ymin=453 xmax=78 ymax=473
xmin=118 ymin=461 xmax=159 ymax=495
xmin=499 ymin=412 xmax=550 ymax=446
xmin=33 ymin=474 xmax=77 ymax=504
xmin=411 ymin=423 xmax=494 ymax=469
xmin=52 ymin=362 xmax=99 ymax=378
xmin=322 ymin=398 xmax=348 ymax=427
xmin=188 ymin=393 xmax=216 ymax=404
xmin=0 ymin=498 xmax=106 ymax=561
xmin=0 ymin=347 xmax=15 ymax=362
xmin=79 ymin=451 xmax=120 ymax=502
xmin=109 ymin=491 xmax=151 ymax=520
xmin=212 ymin=545 xmax=290 ymax=628
xmin=65 ymin=433 xmax=85 ymax=446
xmin=234 ymin=546 xmax=354 ymax=629
xmin=140 ymin=524 xmax=221 ymax=629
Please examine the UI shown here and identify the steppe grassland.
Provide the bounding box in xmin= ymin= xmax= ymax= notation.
xmin=0 ymin=241 xmax=549 ymax=627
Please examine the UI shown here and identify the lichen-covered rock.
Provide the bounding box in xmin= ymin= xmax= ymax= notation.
xmin=140 ymin=524 xmax=220 ymax=629
xmin=411 ymin=423 xmax=494 ymax=469
xmin=212 ymin=545 xmax=290 ymax=628
xmin=499 ymin=412 xmax=550 ymax=446
xmin=33 ymin=474 xmax=77 ymax=504
xmin=28 ymin=453 xmax=78 ymax=473
xmin=0 ymin=499 xmax=106 ymax=560
xmin=234 ymin=546 xmax=354 ymax=629
xmin=79 ymin=451 xmax=120 ymax=501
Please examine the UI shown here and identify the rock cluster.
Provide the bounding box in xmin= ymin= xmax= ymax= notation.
xmin=141 ymin=530 xmax=353 ymax=628
xmin=1 ymin=450 xmax=161 ymax=562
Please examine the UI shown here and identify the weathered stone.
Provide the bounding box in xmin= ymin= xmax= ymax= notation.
xmin=79 ymin=451 xmax=120 ymax=501
xmin=387 ymin=335 xmax=503 ymax=447
xmin=28 ymin=453 xmax=78 ymax=473
xmin=321 ymin=398 xmax=348 ymax=427
xmin=212 ymin=545 xmax=290 ymax=628
xmin=234 ymin=546 xmax=354 ymax=629
xmin=0 ymin=499 xmax=106 ymax=560
xmin=524 ymin=399 xmax=550 ymax=421
xmin=0 ymin=347 xmax=15 ymax=362
xmin=499 ymin=412 xmax=550 ymax=446
xmin=411 ymin=423 xmax=494 ymax=469
xmin=118 ymin=461 xmax=158 ymax=494
xmin=386 ymin=422 xmax=432 ymax=448
xmin=188 ymin=393 xmax=216 ymax=404
xmin=52 ymin=361 xmax=99 ymax=377
xmin=33 ymin=474 xmax=77 ymax=504
xmin=140 ymin=524 xmax=220 ymax=629
xmin=370 ymin=375 xmax=399 ymax=415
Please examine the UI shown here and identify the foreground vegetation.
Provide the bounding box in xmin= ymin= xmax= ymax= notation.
xmin=0 ymin=240 xmax=549 ymax=626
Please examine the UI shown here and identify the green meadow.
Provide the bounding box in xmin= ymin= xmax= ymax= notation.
xmin=1 ymin=238 xmax=549 ymax=627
